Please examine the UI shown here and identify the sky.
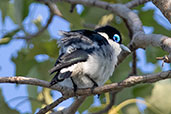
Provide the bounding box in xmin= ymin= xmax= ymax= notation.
xmin=0 ymin=1 xmax=171 ymax=114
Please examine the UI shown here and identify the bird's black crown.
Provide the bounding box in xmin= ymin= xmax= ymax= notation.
xmin=95 ymin=25 xmax=122 ymax=44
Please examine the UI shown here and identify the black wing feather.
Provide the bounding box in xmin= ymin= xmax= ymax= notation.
xmin=59 ymin=30 xmax=109 ymax=47
xmin=49 ymin=50 xmax=89 ymax=75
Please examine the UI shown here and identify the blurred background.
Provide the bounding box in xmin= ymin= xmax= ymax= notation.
xmin=0 ymin=0 xmax=171 ymax=114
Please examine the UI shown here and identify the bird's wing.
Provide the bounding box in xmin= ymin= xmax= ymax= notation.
xmin=58 ymin=30 xmax=109 ymax=48
xmin=49 ymin=50 xmax=89 ymax=75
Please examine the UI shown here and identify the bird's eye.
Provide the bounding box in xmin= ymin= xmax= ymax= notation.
xmin=113 ymin=34 xmax=120 ymax=43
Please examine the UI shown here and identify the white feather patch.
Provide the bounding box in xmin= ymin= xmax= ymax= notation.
xmin=60 ymin=64 xmax=76 ymax=73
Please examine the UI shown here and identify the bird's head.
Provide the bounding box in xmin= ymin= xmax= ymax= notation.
xmin=95 ymin=25 xmax=131 ymax=53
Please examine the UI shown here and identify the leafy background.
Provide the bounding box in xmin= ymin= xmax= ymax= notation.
xmin=0 ymin=0 xmax=171 ymax=114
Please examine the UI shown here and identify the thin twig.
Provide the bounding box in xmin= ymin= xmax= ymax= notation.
xmin=40 ymin=0 xmax=63 ymax=17
xmin=156 ymin=55 xmax=171 ymax=63
xmin=70 ymin=4 xmax=76 ymax=13
xmin=36 ymin=96 xmax=70 ymax=114
xmin=91 ymin=92 xmax=116 ymax=114
xmin=64 ymin=96 xmax=87 ymax=114
xmin=52 ymin=96 xmax=87 ymax=114
xmin=129 ymin=51 xmax=137 ymax=76
xmin=16 ymin=13 xmax=54 ymax=40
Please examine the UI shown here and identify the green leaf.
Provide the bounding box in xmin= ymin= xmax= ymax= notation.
xmin=0 ymin=28 xmax=20 ymax=45
xmin=26 ymin=62 xmax=53 ymax=112
xmin=115 ymin=87 xmax=134 ymax=105
xmin=109 ymin=55 xmax=132 ymax=108
xmin=81 ymin=6 xmax=109 ymax=26
xmin=57 ymin=2 xmax=82 ymax=29
xmin=0 ymin=88 xmax=20 ymax=114
xmin=14 ymin=0 xmax=33 ymax=25
xmin=154 ymin=64 xmax=162 ymax=73
xmin=78 ymin=96 xmax=94 ymax=113
xmin=12 ymin=49 xmax=38 ymax=76
xmin=88 ymin=104 xmax=107 ymax=113
xmin=124 ymin=104 xmax=140 ymax=114
xmin=111 ymin=55 xmax=131 ymax=82
xmin=32 ymin=60 xmax=54 ymax=81
xmin=23 ymin=58 xmax=54 ymax=81
xmin=133 ymin=84 xmax=154 ymax=98
xmin=28 ymin=39 xmax=59 ymax=58
xmin=102 ymin=0 xmax=117 ymax=3
xmin=27 ymin=20 xmax=59 ymax=58
xmin=139 ymin=9 xmax=171 ymax=36
xmin=146 ymin=81 xmax=171 ymax=114
xmin=27 ymin=85 xmax=42 ymax=113
xmin=146 ymin=46 xmax=167 ymax=64
xmin=0 ymin=37 xmax=11 ymax=45
xmin=0 ymin=0 xmax=9 ymax=23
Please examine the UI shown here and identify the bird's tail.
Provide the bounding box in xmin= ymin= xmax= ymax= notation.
xmin=49 ymin=71 xmax=72 ymax=87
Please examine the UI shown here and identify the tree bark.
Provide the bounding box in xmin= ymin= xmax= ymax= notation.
xmin=152 ymin=0 xmax=171 ymax=23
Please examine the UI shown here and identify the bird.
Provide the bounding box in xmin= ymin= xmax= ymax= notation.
xmin=49 ymin=25 xmax=131 ymax=91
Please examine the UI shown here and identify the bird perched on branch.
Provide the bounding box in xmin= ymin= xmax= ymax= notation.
xmin=49 ymin=25 xmax=131 ymax=91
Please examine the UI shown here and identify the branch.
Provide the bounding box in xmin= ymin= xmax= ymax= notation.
xmin=5 ymin=0 xmax=171 ymax=113
xmin=16 ymin=0 xmax=62 ymax=40
xmin=125 ymin=0 xmax=150 ymax=8
xmin=16 ymin=13 xmax=54 ymax=40
xmin=52 ymin=96 xmax=87 ymax=114
xmin=152 ymin=0 xmax=171 ymax=23
xmin=52 ymin=0 xmax=143 ymax=33
xmin=37 ymin=96 xmax=69 ymax=114
xmin=1 ymin=70 xmax=171 ymax=97
xmin=130 ymin=33 xmax=171 ymax=61
xmin=63 ymin=96 xmax=87 ymax=114
xmin=91 ymin=92 xmax=116 ymax=114
xmin=48 ymin=0 xmax=143 ymax=64
xmin=1 ymin=71 xmax=171 ymax=113
xmin=129 ymin=51 xmax=137 ymax=76
xmin=43 ymin=0 xmax=171 ymax=65
xmin=0 ymin=76 xmax=70 ymax=94
xmin=38 ymin=0 xmax=63 ymax=17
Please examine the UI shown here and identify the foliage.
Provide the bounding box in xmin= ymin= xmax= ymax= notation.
xmin=0 ymin=0 xmax=170 ymax=114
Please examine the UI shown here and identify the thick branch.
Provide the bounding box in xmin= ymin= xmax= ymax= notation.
xmin=130 ymin=33 xmax=171 ymax=61
xmin=1 ymin=70 xmax=171 ymax=97
xmin=36 ymin=0 xmax=171 ymax=65
xmin=47 ymin=0 xmax=144 ymax=64
xmin=51 ymin=0 xmax=143 ymax=34
xmin=48 ymin=0 xmax=171 ymax=64
xmin=0 ymin=76 xmax=70 ymax=94
xmin=152 ymin=0 xmax=171 ymax=23
xmin=1 ymin=71 xmax=171 ymax=113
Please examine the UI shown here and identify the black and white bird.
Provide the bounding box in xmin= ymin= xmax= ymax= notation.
xmin=49 ymin=25 xmax=131 ymax=90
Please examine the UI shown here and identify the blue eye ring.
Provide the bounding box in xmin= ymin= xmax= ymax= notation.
xmin=113 ymin=34 xmax=120 ymax=43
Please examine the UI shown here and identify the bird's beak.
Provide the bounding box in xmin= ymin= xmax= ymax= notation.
xmin=120 ymin=44 xmax=131 ymax=53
